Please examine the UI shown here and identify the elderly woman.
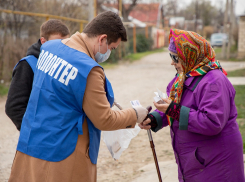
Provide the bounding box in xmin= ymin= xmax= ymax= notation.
xmin=140 ymin=29 xmax=245 ymax=182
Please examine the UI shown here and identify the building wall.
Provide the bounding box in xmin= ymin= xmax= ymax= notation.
xmin=238 ymin=15 xmax=245 ymax=59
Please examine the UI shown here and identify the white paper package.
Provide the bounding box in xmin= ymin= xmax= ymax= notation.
xmin=154 ymin=88 xmax=167 ymax=104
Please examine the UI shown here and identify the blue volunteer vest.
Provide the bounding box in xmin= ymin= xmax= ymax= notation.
xmin=17 ymin=39 xmax=114 ymax=164
xmin=14 ymin=55 xmax=37 ymax=73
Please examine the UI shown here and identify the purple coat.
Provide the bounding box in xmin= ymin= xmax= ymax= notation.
xmin=151 ymin=69 xmax=245 ymax=182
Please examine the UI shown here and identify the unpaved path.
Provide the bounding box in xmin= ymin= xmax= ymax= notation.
xmin=0 ymin=51 xmax=244 ymax=182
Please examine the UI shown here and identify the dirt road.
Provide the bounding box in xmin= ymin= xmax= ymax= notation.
xmin=0 ymin=51 xmax=244 ymax=182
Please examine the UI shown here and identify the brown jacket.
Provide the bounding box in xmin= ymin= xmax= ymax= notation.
xmin=9 ymin=32 xmax=137 ymax=182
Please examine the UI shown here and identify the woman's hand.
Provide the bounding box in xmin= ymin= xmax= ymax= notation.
xmin=154 ymin=98 xmax=172 ymax=113
xmin=138 ymin=118 xmax=151 ymax=130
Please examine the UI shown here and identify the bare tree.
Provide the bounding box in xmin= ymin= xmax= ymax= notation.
xmin=222 ymin=0 xmax=229 ymax=59
xmin=121 ymin=0 xmax=137 ymax=22
xmin=0 ymin=0 xmax=89 ymax=81
xmin=161 ymin=0 xmax=178 ymax=17
xmin=95 ymin=0 xmax=138 ymax=22
xmin=0 ymin=0 xmax=38 ymax=39
xmin=179 ymin=0 xmax=218 ymax=26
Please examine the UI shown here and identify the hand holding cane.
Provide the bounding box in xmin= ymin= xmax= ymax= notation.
xmin=113 ymin=102 xmax=162 ymax=182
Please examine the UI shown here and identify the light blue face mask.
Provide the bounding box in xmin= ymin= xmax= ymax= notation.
xmin=95 ymin=40 xmax=111 ymax=63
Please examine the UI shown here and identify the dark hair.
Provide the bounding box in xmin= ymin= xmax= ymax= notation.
xmin=83 ymin=11 xmax=127 ymax=44
xmin=40 ymin=19 xmax=70 ymax=40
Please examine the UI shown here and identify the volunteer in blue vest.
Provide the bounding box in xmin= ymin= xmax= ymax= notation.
xmin=5 ymin=19 xmax=70 ymax=131
xmin=8 ymin=11 xmax=148 ymax=182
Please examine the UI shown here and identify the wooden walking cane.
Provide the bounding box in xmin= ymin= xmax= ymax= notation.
xmin=113 ymin=102 xmax=162 ymax=182
xmin=146 ymin=106 xmax=162 ymax=182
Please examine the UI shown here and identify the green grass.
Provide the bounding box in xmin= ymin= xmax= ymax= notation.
xmin=214 ymin=45 xmax=238 ymax=54
xmin=237 ymin=119 xmax=245 ymax=152
xmin=214 ymin=45 xmax=245 ymax=62
xmin=99 ymin=62 xmax=118 ymax=69
xmin=235 ymin=85 xmax=245 ymax=152
xmin=234 ymin=85 xmax=245 ymax=119
xmin=227 ymin=57 xmax=245 ymax=62
xmin=227 ymin=68 xmax=245 ymax=77
xmin=0 ymin=84 xmax=9 ymax=96
xmin=214 ymin=47 xmax=222 ymax=54
xmin=124 ymin=48 xmax=164 ymax=62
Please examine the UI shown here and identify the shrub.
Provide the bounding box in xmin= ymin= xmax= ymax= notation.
xmin=129 ymin=34 xmax=153 ymax=53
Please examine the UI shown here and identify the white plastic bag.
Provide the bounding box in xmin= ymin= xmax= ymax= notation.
xmin=102 ymin=125 xmax=141 ymax=160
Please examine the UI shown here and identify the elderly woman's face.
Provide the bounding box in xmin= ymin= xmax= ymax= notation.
xmin=169 ymin=51 xmax=183 ymax=74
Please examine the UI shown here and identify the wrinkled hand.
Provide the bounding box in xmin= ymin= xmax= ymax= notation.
xmin=154 ymin=98 xmax=172 ymax=113
xmin=138 ymin=118 xmax=151 ymax=130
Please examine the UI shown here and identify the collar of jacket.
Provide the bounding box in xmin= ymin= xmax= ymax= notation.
xmin=62 ymin=32 xmax=96 ymax=60
xmin=26 ymin=39 xmax=42 ymax=58
xmin=184 ymin=76 xmax=205 ymax=92
xmin=184 ymin=76 xmax=195 ymax=87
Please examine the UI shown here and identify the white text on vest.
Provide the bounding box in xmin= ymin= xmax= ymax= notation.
xmin=37 ymin=50 xmax=78 ymax=86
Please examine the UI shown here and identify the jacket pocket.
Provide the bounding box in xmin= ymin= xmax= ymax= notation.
xmin=177 ymin=130 xmax=216 ymax=144
xmin=181 ymin=148 xmax=205 ymax=178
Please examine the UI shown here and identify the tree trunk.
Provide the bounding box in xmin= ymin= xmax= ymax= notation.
xmin=222 ymin=0 xmax=229 ymax=59
xmin=0 ymin=18 xmax=7 ymax=80
xmin=122 ymin=0 xmax=137 ymax=22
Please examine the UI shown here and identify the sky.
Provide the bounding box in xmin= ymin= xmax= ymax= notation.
xmin=124 ymin=0 xmax=245 ymax=15
xmin=177 ymin=0 xmax=245 ymax=16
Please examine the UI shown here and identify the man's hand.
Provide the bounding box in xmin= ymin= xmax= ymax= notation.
xmin=138 ymin=118 xmax=151 ymax=130
xmin=134 ymin=106 xmax=148 ymax=123
xmin=154 ymin=98 xmax=172 ymax=113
